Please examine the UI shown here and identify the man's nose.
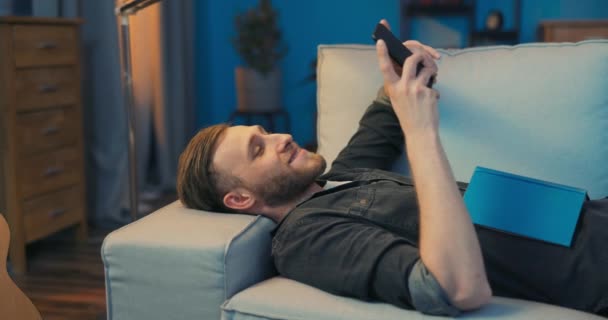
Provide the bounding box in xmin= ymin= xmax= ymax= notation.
xmin=271 ymin=133 xmax=293 ymax=153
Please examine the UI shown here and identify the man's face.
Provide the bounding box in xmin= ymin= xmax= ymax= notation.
xmin=213 ymin=125 xmax=326 ymax=207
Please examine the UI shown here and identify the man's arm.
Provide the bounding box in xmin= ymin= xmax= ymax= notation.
xmin=376 ymin=39 xmax=492 ymax=310
xmin=327 ymin=98 xmax=405 ymax=173
xmin=274 ymin=215 xmax=418 ymax=308
xmin=274 ymin=214 xmax=460 ymax=316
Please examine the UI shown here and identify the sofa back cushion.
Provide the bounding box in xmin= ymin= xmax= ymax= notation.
xmin=317 ymin=41 xmax=608 ymax=199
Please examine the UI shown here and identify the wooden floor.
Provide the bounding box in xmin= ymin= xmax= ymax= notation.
xmin=10 ymin=194 xmax=176 ymax=320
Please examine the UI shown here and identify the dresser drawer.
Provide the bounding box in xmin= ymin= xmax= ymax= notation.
xmin=16 ymin=107 xmax=79 ymax=155
xmin=12 ymin=25 xmax=78 ymax=67
xmin=15 ymin=67 xmax=79 ymax=111
xmin=22 ymin=186 xmax=83 ymax=242
xmin=19 ymin=147 xmax=82 ymax=199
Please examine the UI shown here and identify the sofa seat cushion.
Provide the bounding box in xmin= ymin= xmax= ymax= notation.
xmin=221 ymin=276 xmax=603 ymax=320
xmin=317 ymin=41 xmax=608 ymax=199
xmin=102 ymin=201 xmax=276 ymax=320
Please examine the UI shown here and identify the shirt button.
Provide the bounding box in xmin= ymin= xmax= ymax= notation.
xmin=359 ymin=199 xmax=367 ymax=205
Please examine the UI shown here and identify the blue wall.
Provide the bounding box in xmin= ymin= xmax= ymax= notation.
xmin=411 ymin=0 xmax=608 ymax=47
xmin=194 ymin=0 xmax=398 ymax=146
xmin=195 ymin=0 xmax=608 ymax=145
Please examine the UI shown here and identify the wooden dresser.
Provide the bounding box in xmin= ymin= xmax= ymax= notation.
xmin=539 ymin=20 xmax=608 ymax=42
xmin=0 ymin=17 xmax=87 ymax=274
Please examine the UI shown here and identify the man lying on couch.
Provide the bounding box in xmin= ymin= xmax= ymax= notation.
xmin=176 ymin=22 xmax=608 ymax=317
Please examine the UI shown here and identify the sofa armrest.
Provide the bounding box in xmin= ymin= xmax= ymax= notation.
xmin=102 ymin=201 xmax=276 ymax=320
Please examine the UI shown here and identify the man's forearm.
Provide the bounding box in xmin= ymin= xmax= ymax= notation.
xmin=406 ymin=130 xmax=491 ymax=310
xmin=373 ymin=34 xmax=490 ymax=310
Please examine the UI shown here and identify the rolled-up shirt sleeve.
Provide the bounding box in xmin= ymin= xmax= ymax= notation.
xmin=408 ymin=259 xmax=461 ymax=316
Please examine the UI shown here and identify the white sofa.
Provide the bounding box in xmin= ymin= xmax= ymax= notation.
xmin=102 ymin=40 xmax=608 ymax=320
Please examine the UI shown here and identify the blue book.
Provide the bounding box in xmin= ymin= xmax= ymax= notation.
xmin=463 ymin=167 xmax=587 ymax=247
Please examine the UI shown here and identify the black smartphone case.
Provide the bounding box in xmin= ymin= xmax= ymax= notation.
xmin=372 ymin=23 xmax=432 ymax=87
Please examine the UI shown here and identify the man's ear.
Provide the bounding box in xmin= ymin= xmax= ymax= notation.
xmin=223 ymin=188 xmax=256 ymax=212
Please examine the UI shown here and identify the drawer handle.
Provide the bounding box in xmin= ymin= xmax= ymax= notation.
xmin=37 ymin=42 xmax=58 ymax=50
xmin=42 ymin=126 xmax=60 ymax=136
xmin=44 ymin=166 xmax=64 ymax=177
xmin=39 ymin=84 xmax=59 ymax=93
xmin=47 ymin=208 xmax=67 ymax=218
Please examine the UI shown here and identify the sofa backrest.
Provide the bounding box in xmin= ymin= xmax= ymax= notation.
xmin=317 ymin=41 xmax=608 ymax=199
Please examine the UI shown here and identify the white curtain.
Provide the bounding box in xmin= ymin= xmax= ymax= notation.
xmin=80 ymin=0 xmax=195 ymax=225
xmin=128 ymin=2 xmax=164 ymax=194
xmin=124 ymin=0 xmax=195 ymax=207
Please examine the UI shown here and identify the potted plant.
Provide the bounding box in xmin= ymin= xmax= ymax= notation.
xmin=232 ymin=0 xmax=288 ymax=112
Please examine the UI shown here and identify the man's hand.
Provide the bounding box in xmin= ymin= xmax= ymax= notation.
xmin=378 ymin=20 xmax=440 ymax=77
xmin=376 ymin=29 xmax=440 ymax=137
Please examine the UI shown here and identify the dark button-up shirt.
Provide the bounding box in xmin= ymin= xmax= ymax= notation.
xmin=272 ymin=98 xmax=463 ymax=314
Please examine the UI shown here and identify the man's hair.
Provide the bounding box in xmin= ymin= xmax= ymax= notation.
xmin=176 ymin=123 xmax=241 ymax=212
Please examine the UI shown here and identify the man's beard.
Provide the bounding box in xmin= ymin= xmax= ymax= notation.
xmin=249 ymin=154 xmax=327 ymax=207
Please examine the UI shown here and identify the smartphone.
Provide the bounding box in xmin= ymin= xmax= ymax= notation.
xmin=372 ymin=23 xmax=433 ymax=87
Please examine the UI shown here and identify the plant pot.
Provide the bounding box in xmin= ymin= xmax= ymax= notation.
xmin=235 ymin=67 xmax=281 ymax=112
